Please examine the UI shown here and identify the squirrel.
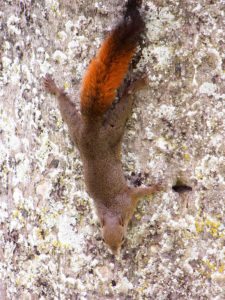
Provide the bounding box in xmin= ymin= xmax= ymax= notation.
xmin=44 ymin=0 xmax=161 ymax=255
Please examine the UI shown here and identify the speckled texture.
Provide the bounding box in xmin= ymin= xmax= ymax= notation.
xmin=0 ymin=0 xmax=225 ymax=299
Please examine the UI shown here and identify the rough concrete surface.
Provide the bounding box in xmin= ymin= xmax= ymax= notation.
xmin=0 ymin=0 xmax=225 ymax=299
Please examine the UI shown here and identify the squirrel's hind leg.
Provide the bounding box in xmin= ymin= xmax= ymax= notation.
xmin=104 ymin=75 xmax=148 ymax=138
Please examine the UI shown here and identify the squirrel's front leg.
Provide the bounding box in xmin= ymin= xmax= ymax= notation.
xmin=130 ymin=184 xmax=162 ymax=208
xmin=44 ymin=74 xmax=81 ymax=141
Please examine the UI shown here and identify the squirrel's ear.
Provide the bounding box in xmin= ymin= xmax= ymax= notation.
xmin=100 ymin=216 xmax=105 ymax=227
xmin=119 ymin=215 xmax=124 ymax=226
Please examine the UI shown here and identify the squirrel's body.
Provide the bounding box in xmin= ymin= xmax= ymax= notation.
xmin=44 ymin=0 xmax=161 ymax=255
xmin=79 ymin=120 xmax=126 ymax=202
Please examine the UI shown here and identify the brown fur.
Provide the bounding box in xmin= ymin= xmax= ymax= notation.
xmin=44 ymin=1 xmax=161 ymax=255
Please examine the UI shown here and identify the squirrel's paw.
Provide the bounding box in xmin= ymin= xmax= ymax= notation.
xmin=126 ymin=73 xmax=148 ymax=95
xmin=44 ymin=74 xmax=59 ymax=95
xmin=145 ymin=182 xmax=163 ymax=194
xmin=150 ymin=183 xmax=163 ymax=193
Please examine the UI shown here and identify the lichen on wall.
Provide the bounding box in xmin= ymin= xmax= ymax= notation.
xmin=0 ymin=0 xmax=225 ymax=299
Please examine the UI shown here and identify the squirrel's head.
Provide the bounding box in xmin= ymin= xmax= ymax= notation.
xmin=101 ymin=214 xmax=126 ymax=256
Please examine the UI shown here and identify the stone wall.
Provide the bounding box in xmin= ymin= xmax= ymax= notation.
xmin=0 ymin=0 xmax=225 ymax=299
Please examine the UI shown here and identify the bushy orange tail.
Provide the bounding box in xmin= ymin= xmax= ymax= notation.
xmin=80 ymin=0 xmax=144 ymax=117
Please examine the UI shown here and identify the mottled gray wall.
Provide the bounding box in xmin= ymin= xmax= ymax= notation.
xmin=0 ymin=0 xmax=225 ymax=299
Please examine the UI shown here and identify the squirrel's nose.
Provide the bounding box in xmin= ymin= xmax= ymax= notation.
xmin=110 ymin=247 xmax=120 ymax=256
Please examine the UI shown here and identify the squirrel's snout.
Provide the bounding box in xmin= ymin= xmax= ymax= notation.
xmin=110 ymin=246 xmax=121 ymax=256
